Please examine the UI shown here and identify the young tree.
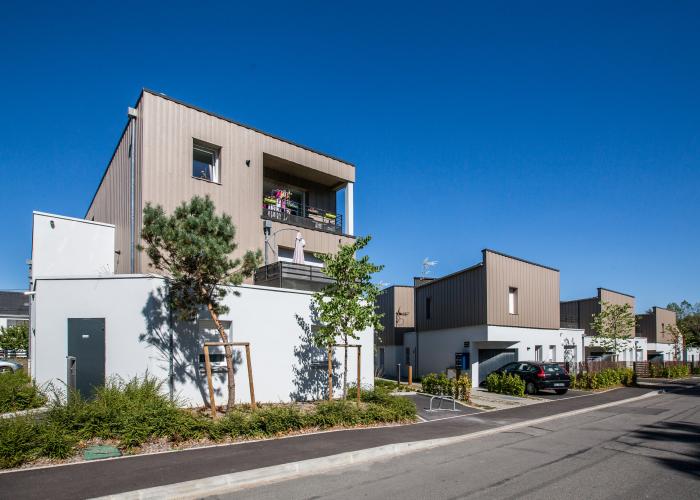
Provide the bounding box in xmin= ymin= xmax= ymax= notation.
xmin=0 ymin=323 xmax=29 ymax=351
xmin=663 ymin=323 xmax=683 ymax=361
xmin=590 ymin=301 xmax=636 ymax=360
xmin=667 ymin=300 xmax=700 ymax=349
xmin=311 ymin=236 xmax=384 ymax=398
xmin=140 ymin=195 xmax=261 ymax=411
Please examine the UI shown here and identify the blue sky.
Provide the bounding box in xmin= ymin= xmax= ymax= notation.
xmin=1 ymin=1 xmax=699 ymax=311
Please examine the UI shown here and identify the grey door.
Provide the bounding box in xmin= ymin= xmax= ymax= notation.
xmin=68 ymin=318 xmax=105 ymax=399
xmin=478 ymin=349 xmax=518 ymax=384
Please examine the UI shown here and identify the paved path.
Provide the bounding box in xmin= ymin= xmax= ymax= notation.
xmin=216 ymin=379 xmax=700 ymax=500
xmin=0 ymin=386 xmax=655 ymax=499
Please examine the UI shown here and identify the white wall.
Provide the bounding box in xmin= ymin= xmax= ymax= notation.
xmin=31 ymin=212 xmax=116 ymax=281
xmin=413 ymin=325 xmax=585 ymax=384
xmin=31 ymin=276 xmax=374 ymax=406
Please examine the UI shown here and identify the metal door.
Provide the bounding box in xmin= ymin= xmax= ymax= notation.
xmin=67 ymin=318 xmax=105 ymax=399
xmin=478 ymin=349 xmax=518 ymax=384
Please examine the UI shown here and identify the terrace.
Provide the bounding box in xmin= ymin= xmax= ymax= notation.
xmin=260 ymin=154 xmax=351 ymax=237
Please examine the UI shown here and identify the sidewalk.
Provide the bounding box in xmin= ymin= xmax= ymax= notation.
xmin=0 ymin=386 xmax=656 ymax=500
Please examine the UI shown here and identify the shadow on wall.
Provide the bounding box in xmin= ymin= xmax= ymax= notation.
xmin=291 ymin=304 xmax=341 ymax=401
xmin=139 ymin=287 xmax=241 ymax=407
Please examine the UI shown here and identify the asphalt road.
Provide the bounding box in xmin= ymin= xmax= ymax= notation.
xmin=215 ymin=379 xmax=700 ymax=500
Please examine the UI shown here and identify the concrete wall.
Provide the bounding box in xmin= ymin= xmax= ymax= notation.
xmin=31 ymin=276 xmax=374 ymax=405
xmin=32 ymin=212 xmax=116 ymax=281
xmin=414 ymin=325 xmax=584 ymax=384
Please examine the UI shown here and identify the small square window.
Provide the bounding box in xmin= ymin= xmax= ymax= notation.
xmin=508 ymin=287 xmax=518 ymax=315
xmin=193 ymin=141 xmax=220 ymax=183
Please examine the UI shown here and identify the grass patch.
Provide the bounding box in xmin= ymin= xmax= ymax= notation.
xmin=0 ymin=370 xmax=47 ymax=414
xmin=0 ymin=375 xmax=416 ymax=469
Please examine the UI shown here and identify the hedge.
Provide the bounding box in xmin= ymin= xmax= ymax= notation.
xmin=485 ymin=372 xmax=525 ymax=397
xmin=570 ymin=368 xmax=636 ymax=390
xmin=648 ymin=364 xmax=690 ymax=379
xmin=420 ymin=373 xmax=471 ymax=402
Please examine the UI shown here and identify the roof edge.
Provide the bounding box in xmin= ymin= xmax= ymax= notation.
xmin=142 ymin=89 xmax=355 ymax=166
xmin=482 ymin=248 xmax=559 ymax=272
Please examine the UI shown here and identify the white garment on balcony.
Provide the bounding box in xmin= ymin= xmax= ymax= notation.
xmin=293 ymin=232 xmax=306 ymax=264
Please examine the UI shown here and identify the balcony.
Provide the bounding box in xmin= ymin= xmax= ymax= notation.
xmin=262 ymin=202 xmax=343 ymax=235
xmin=254 ymin=261 xmax=333 ymax=292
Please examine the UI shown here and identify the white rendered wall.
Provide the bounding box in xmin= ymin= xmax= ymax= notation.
xmin=31 ymin=276 xmax=374 ymax=406
xmin=32 ymin=212 xmax=116 ymax=280
xmin=413 ymin=325 xmax=584 ymax=384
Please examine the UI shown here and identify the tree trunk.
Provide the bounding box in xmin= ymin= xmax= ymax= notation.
xmin=343 ymin=334 xmax=349 ymax=399
xmin=207 ymin=302 xmax=236 ymax=411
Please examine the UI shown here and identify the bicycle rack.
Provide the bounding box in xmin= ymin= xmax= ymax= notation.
xmin=428 ymin=394 xmax=458 ymax=412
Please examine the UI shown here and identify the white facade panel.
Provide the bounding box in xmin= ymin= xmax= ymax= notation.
xmin=31 ymin=276 xmax=374 ymax=406
xmin=31 ymin=212 xmax=116 ymax=281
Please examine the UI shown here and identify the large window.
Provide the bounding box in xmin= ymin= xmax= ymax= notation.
xmin=193 ymin=140 xmax=220 ymax=183
xmin=508 ymin=287 xmax=518 ymax=315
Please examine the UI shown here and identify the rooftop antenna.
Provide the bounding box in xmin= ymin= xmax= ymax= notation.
xmin=422 ymin=258 xmax=438 ymax=277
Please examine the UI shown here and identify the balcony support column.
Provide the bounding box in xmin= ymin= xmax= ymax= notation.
xmin=345 ymin=182 xmax=354 ymax=236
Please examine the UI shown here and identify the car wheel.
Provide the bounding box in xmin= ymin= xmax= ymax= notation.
xmin=0 ymin=367 xmax=11 ymax=373
xmin=526 ymin=382 xmax=537 ymax=395
xmin=555 ymin=389 xmax=568 ymax=395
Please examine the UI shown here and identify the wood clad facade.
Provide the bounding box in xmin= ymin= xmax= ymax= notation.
xmin=637 ymin=306 xmax=677 ymax=344
xmin=377 ymin=286 xmax=415 ymax=346
xmin=414 ymin=250 xmax=560 ymax=332
xmin=86 ymin=90 xmax=355 ymax=275
xmin=560 ymin=288 xmax=636 ymax=336
xmin=485 ymin=251 xmax=560 ymax=329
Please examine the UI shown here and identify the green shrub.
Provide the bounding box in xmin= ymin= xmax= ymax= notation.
xmin=649 ymin=363 xmax=689 ymax=379
xmin=485 ymin=372 xmax=525 ymax=397
xmin=0 ymin=378 xmax=417 ymax=469
xmin=692 ymin=365 xmax=700 ymax=375
xmin=0 ymin=371 xmax=47 ymax=414
xmin=570 ymin=368 xmax=636 ymax=390
xmin=420 ymin=373 xmax=472 ymax=402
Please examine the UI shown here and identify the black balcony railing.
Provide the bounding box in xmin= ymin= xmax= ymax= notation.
xmin=254 ymin=262 xmax=334 ymax=292
xmin=262 ymin=204 xmax=343 ymax=235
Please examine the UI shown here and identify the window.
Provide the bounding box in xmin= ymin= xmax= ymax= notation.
xmin=426 ymin=297 xmax=432 ymax=320
xmin=548 ymin=345 xmax=556 ymax=362
xmin=193 ymin=141 xmax=220 ymax=183
xmin=7 ymin=319 xmax=28 ymax=328
xmin=405 ymin=347 xmax=411 ymax=365
xmin=379 ymin=348 xmax=385 ymax=367
xmin=508 ymin=287 xmax=518 ymax=315
xmin=534 ymin=345 xmax=543 ymax=362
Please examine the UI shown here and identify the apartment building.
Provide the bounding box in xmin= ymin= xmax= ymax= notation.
xmin=636 ymin=307 xmax=678 ymax=361
xmin=385 ymin=249 xmax=583 ymax=385
xmin=560 ymin=288 xmax=636 ymax=336
xmin=86 ymin=89 xmax=356 ymax=286
xmin=560 ymin=288 xmax=645 ymax=360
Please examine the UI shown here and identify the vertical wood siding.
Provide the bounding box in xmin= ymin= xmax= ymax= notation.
xmin=415 ymin=266 xmax=486 ymax=331
xmin=139 ymin=92 xmax=355 ymax=273
xmin=485 ymin=251 xmax=560 ymax=329
xmin=86 ymin=113 xmax=142 ymax=274
xmin=598 ymin=289 xmax=636 ymax=337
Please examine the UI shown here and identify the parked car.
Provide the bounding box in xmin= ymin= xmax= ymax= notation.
xmin=482 ymin=361 xmax=571 ymax=395
xmin=0 ymin=359 xmax=23 ymax=373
